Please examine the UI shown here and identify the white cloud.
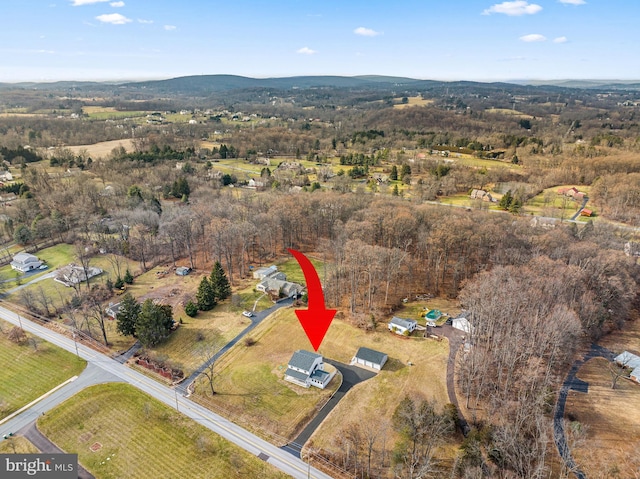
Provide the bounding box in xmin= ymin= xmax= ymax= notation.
xmin=483 ymin=1 xmax=542 ymax=16
xmin=138 ymin=19 xmax=154 ymax=24
xmin=520 ymin=33 xmax=546 ymax=42
xmin=559 ymin=0 xmax=585 ymax=4
xmin=71 ymin=0 xmax=109 ymax=5
xmin=553 ymin=36 xmax=568 ymax=43
xmin=354 ymin=27 xmax=382 ymax=37
xmin=164 ymin=25 xmax=177 ymax=31
xmin=95 ymin=13 xmax=132 ymax=24
xmin=296 ymin=47 xmax=317 ymax=55
xmin=110 ymin=1 xmax=125 ymax=7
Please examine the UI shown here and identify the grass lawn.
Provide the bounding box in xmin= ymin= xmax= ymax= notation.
xmin=0 ymin=318 xmax=86 ymax=419
xmin=306 ymin=315 xmax=451 ymax=458
xmin=274 ymin=256 xmax=325 ymax=287
xmin=0 ymin=436 xmax=39 ymax=454
xmin=564 ymin=357 xmax=640 ymax=478
xmin=398 ymin=297 xmax=461 ymax=326
xmin=193 ymin=308 xmax=343 ymax=441
xmin=526 ymin=185 xmax=590 ymax=218
xmin=0 ymin=243 xmax=76 ymax=287
xmin=37 ymin=383 xmax=288 ymax=479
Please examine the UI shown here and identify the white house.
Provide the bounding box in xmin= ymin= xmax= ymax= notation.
xmin=54 ymin=264 xmax=103 ymax=287
xmin=615 ymin=351 xmax=640 ymax=384
xmin=388 ymin=317 xmax=417 ymax=335
xmin=256 ymin=277 xmax=303 ymax=298
xmin=0 ymin=171 xmax=14 ymax=182
xmin=253 ymin=265 xmax=278 ymax=280
xmin=284 ymin=350 xmax=333 ymax=389
xmin=351 ymin=347 xmax=388 ymax=371
xmin=452 ymin=314 xmax=473 ymax=334
xmin=10 ymin=253 xmax=43 ymax=273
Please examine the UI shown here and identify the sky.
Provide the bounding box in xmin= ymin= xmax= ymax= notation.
xmin=1 ymin=0 xmax=639 ymax=83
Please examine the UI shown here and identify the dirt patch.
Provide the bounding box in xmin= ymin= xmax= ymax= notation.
xmin=89 ymin=442 xmax=102 ymax=452
xmin=79 ymin=432 xmax=92 ymax=442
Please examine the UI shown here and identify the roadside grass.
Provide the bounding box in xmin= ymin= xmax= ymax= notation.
xmin=37 ymin=383 xmax=288 ymax=479
xmin=564 ymin=357 xmax=640 ymax=478
xmin=0 ymin=436 xmax=39 ymax=453
xmin=193 ymin=308 xmax=342 ymax=441
xmin=0 ymin=318 xmax=86 ymax=420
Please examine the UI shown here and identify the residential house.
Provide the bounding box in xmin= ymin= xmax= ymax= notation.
xmin=54 ymin=264 xmax=103 ymax=287
xmin=614 ymin=351 xmax=640 ymax=384
xmin=105 ymin=302 xmax=122 ymax=320
xmin=253 ymin=265 xmax=278 ymax=280
xmin=351 ymin=347 xmax=388 ymax=371
xmin=580 ymin=208 xmax=593 ymax=217
xmin=452 ymin=313 xmax=473 ymax=334
xmin=256 ymin=277 xmax=303 ymax=298
xmin=388 ymin=317 xmax=417 ymax=335
xmin=284 ymin=350 xmax=333 ymax=389
xmin=0 ymin=171 xmax=13 ymax=182
xmin=10 ymin=253 xmax=43 ymax=273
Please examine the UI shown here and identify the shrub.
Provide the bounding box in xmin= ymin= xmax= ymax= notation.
xmin=185 ymin=300 xmax=198 ymax=317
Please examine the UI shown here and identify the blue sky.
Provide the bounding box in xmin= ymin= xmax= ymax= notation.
xmin=1 ymin=0 xmax=638 ymax=82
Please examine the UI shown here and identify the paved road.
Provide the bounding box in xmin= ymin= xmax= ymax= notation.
xmin=176 ymin=297 xmax=294 ymax=395
xmin=553 ymin=343 xmax=615 ymax=479
xmin=282 ymin=360 xmax=376 ymax=457
xmin=0 ymin=303 xmax=334 ymax=479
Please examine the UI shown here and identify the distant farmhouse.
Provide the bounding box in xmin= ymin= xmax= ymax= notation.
xmin=284 ymin=350 xmax=334 ymax=389
xmin=388 ymin=316 xmax=417 ymax=335
xmin=10 ymin=253 xmax=43 ymax=273
xmin=469 ymin=189 xmax=496 ymax=203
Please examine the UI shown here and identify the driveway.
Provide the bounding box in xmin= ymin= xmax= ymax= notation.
xmin=438 ymin=324 xmax=471 ymax=435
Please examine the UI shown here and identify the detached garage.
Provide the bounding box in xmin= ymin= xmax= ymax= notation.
xmin=352 ymin=347 xmax=388 ymax=371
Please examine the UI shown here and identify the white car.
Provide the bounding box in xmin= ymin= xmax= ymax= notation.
xmin=242 ymin=311 xmax=254 ymax=318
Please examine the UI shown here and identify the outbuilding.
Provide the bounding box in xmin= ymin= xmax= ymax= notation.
xmin=452 ymin=314 xmax=473 ymax=334
xmin=351 ymin=347 xmax=388 ymax=371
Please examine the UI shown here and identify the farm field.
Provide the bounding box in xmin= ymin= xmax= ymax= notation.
xmin=65 ymin=139 xmax=134 ymax=158
xmin=37 ymin=383 xmax=289 ymax=479
xmin=0 ymin=318 xmax=86 ymax=420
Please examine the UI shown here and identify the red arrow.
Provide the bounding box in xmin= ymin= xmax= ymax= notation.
xmin=288 ymin=248 xmax=337 ymax=351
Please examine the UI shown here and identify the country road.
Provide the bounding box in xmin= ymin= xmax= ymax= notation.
xmin=0 ymin=304 xmax=335 ymax=479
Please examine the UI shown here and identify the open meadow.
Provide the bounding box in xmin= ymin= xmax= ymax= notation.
xmin=0 ymin=318 xmax=86 ymax=419
xmin=37 ymin=383 xmax=289 ymax=479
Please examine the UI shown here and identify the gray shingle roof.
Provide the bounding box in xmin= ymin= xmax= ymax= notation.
xmin=285 ymin=368 xmax=309 ymax=383
xmin=288 ymin=349 xmax=321 ymax=372
xmin=354 ymin=347 xmax=388 ymax=366
xmin=389 ymin=317 xmax=416 ymax=329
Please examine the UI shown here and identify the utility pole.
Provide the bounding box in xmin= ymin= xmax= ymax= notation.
xmin=72 ymin=331 xmax=79 ymax=358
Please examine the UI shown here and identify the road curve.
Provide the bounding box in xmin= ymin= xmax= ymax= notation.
xmin=0 ymin=304 xmax=334 ymax=479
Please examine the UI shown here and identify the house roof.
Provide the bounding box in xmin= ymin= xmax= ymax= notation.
xmin=389 ymin=316 xmax=417 ymax=329
xmin=354 ymin=347 xmax=388 ymax=365
xmin=288 ymin=349 xmax=321 ymax=372
xmin=615 ymin=351 xmax=640 ymax=370
xmin=285 ymin=367 xmax=310 ymax=383
xmin=13 ymin=252 xmax=39 ymax=263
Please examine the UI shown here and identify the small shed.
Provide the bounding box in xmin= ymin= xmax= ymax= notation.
xmin=175 ymin=266 xmax=191 ymax=276
xmin=452 ymin=315 xmax=472 ymax=334
xmin=352 ymin=347 xmax=388 ymax=371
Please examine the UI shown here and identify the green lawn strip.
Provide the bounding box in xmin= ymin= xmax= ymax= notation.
xmin=274 ymin=257 xmax=325 ymax=286
xmin=37 ymin=383 xmax=288 ymax=479
xmin=0 ymin=319 xmax=86 ymax=419
xmin=86 ymin=111 xmax=148 ymax=120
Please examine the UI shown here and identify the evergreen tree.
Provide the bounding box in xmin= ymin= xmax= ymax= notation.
xmin=392 ymin=184 xmax=400 ymax=196
xmin=123 ymin=268 xmax=134 ymax=284
xmin=390 ymin=165 xmax=398 ymax=181
xmin=400 ymin=164 xmax=412 ymax=180
xmin=185 ymin=300 xmax=198 ymax=317
xmin=136 ymin=299 xmax=174 ymax=347
xmin=116 ymin=292 xmax=141 ymax=337
xmin=210 ymin=261 xmax=232 ymax=301
xmin=499 ymin=190 xmax=513 ymax=210
xmin=196 ymin=276 xmax=216 ymax=311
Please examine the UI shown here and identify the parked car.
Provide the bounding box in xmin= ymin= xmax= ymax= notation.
xmin=242 ymin=311 xmax=254 ymax=318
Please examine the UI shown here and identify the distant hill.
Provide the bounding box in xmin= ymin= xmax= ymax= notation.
xmin=511 ymin=79 xmax=640 ymax=90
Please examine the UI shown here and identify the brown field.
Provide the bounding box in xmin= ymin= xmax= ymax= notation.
xmin=565 ymin=356 xmax=640 ymax=477
xmin=196 ymin=306 xmax=451 ymax=451
xmin=66 ymin=139 xmax=133 ymax=158
xmin=393 ymin=96 xmax=434 ymax=109
xmin=485 ymin=107 xmax=533 ymax=118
